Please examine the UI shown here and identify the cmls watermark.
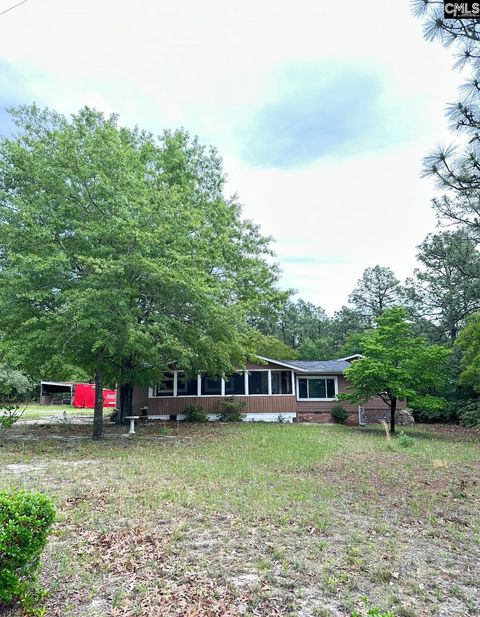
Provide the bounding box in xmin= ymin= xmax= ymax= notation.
xmin=444 ymin=2 xmax=480 ymax=18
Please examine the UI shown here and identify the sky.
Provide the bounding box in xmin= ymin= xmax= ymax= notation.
xmin=0 ymin=0 xmax=464 ymax=313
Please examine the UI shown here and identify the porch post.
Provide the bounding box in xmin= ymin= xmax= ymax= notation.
xmin=267 ymin=370 xmax=272 ymax=395
xmin=291 ymin=371 xmax=296 ymax=396
xmin=244 ymin=371 xmax=249 ymax=395
xmin=173 ymin=371 xmax=178 ymax=397
xmin=197 ymin=374 xmax=201 ymax=396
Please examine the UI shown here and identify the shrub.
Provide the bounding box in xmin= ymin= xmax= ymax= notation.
xmin=0 ymin=405 xmax=25 ymax=439
xmin=396 ymin=431 xmax=416 ymax=448
xmin=458 ymin=399 xmax=480 ymax=427
xmin=109 ymin=408 xmax=119 ymax=423
xmin=352 ymin=610 xmax=395 ymax=617
xmin=0 ymin=490 xmax=56 ymax=612
xmin=331 ymin=404 xmax=349 ymax=424
xmin=184 ymin=404 xmax=208 ymax=423
xmin=218 ymin=397 xmax=246 ymax=422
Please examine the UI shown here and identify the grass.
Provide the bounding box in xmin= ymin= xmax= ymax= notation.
xmin=18 ymin=404 xmax=103 ymax=420
xmin=0 ymin=421 xmax=479 ymax=616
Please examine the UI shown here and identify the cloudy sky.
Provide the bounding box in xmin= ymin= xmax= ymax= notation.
xmin=0 ymin=0 xmax=463 ymax=313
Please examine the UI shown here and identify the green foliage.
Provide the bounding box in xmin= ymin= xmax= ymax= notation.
xmin=0 ymin=365 xmax=32 ymax=402
xmin=109 ymin=409 xmax=119 ymax=423
xmin=396 ymin=431 xmax=416 ymax=448
xmin=413 ymin=403 xmax=456 ymax=424
xmin=0 ymin=405 xmax=25 ymax=438
xmin=297 ymin=337 xmax=335 ymax=361
xmin=184 ymin=404 xmax=208 ymax=423
xmin=352 ymin=609 xmax=394 ymax=617
xmin=406 ymin=231 xmax=480 ymax=342
xmin=344 ymin=307 xmax=451 ymax=430
xmin=0 ymin=490 xmax=55 ymax=612
xmin=254 ymin=334 xmax=298 ymax=360
xmin=330 ymin=404 xmax=349 ymax=424
xmin=348 ymin=265 xmax=403 ymax=324
xmin=457 ymin=313 xmax=480 ymax=393
xmin=457 ymin=400 xmax=480 ymax=427
xmin=217 ymin=397 xmax=246 ymax=422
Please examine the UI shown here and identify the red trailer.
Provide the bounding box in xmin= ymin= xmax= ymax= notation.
xmin=73 ymin=383 xmax=117 ymax=409
xmin=40 ymin=381 xmax=116 ymax=408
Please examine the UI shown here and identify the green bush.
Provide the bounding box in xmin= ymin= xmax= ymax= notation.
xmin=0 ymin=405 xmax=25 ymax=439
xmin=331 ymin=404 xmax=349 ymax=424
xmin=0 ymin=490 xmax=56 ymax=612
xmin=184 ymin=404 xmax=208 ymax=423
xmin=458 ymin=399 xmax=480 ymax=427
xmin=396 ymin=431 xmax=416 ymax=448
xmin=352 ymin=609 xmax=395 ymax=617
xmin=109 ymin=408 xmax=119 ymax=423
xmin=218 ymin=397 xmax=246 ymax=422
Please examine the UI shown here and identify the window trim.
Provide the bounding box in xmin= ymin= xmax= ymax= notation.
xmin=148 ymin=369 xmax=296 ymax=398
xmin=296 ymin=375 xmax=338 ymax=401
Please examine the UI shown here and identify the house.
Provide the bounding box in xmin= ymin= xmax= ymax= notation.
xmin=131 ymin=356 xmax=403 ymax=424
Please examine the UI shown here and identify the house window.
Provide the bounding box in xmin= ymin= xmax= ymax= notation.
xmin=154 ymin=372 xmax=175 ymax=396
xmin=224 ymin=372 xmax=245 ymax=395
xmin=177 ymin=372 xmax=198 ymax=396
xmin=297 ymin=377 xmax=336 ymax=400
xmin=248 ymin=371 xmax=269 ymax=395
xmin=271 ymin=371 xmax=292 ymax=395
xmin=201 ymin=375 xmax=222 ymax=395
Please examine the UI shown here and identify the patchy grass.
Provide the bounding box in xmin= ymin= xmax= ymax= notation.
xmin=0 ymin=422 xmax=479 ymax=616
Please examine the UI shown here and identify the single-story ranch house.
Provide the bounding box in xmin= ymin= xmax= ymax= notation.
xmin=132 ymin=356 xmax=404 ymax=424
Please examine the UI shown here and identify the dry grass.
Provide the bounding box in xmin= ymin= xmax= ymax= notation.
xmin=0 ymin=421 xmax=479 ymax=616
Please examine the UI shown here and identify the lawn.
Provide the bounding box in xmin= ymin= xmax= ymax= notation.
xmin=0 ymin=421 xmax=479 ymax=617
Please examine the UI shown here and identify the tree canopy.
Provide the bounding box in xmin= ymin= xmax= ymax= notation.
xmin=406 ymin=230 xmax=480 ymax=341
xmin=348 ymin=266 xmax=403 ymax=325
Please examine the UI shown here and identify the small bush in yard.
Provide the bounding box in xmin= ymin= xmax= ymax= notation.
xmin=109 ymin=408 xmax=119 ymax=423
xmin=0 ymin=405 xmax=25 ymax=438
xmin=218 ymin=397 xmax=246 ymax=422
xmin=184 ymin=404 xmax=208 ymax=423
xmin=352 ymin=610 xmax=395 ymax=617
xmin=0 ymin=490 xmax=56 ymax=614
xmin=331 ymin=404 xmax=349 ymax=424
xmin=397 ymin=431 xmax=416 ymax=448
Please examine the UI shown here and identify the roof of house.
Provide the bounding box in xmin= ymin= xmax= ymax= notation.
xmin=279 ymin=360 xmax=351 ymax=374
xmin=257 ymin=355 xmax=363 ymax=374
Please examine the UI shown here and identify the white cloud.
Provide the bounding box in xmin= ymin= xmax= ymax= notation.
xmin=0 ymin=0 xmax=466 ymax=312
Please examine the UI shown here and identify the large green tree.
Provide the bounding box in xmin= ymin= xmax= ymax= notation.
xmin=0 ymin=105 xmax=282 ymax=438
xmin=348 ymin=266 xmax=404 ymax=325
xmin=344 ymin=308 xmax=451 ymax=433
xmin=406 ymin=230 xmax=480 ymax=341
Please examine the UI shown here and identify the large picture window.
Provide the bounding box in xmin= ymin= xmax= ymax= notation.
xmin=297 ymin=377 xmax=336 ymax=400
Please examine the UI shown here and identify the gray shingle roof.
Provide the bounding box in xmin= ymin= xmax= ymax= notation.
xmin=278 ymin=359 xmax=351 ymax=374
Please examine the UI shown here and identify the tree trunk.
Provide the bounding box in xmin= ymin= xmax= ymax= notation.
xmin=118 ymin=382 xmax=133 ymax=424
xmin=390 ymin=396 xmax=397 ymax=435
xmin=92 ymin=357 xmax=104 ymax=440
xmin=118 ymin=357 xmax=134 ymax=424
